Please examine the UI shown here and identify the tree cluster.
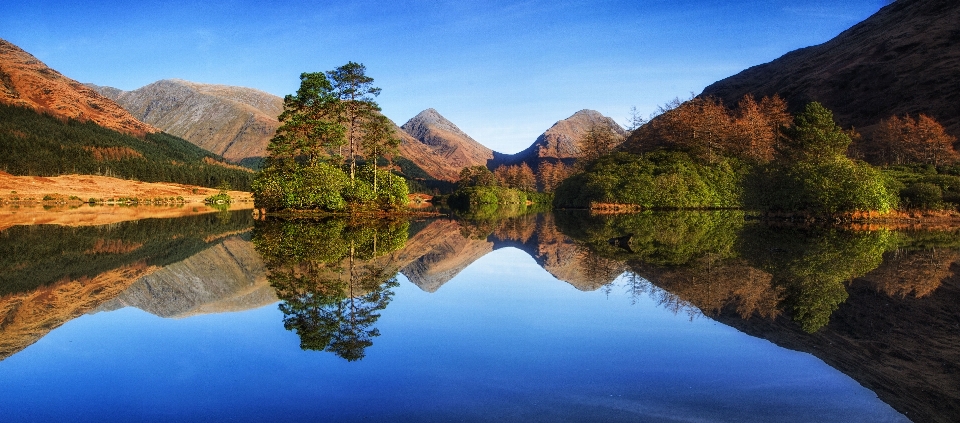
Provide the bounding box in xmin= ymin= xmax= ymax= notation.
xmin=626 ymin=95 xmax=791 ymax=163
xmin=254 ymin=63 xmax=408 ymax=212
xmin=0 ymin=104 xmax=253 ymax=190
xmin=869 ymin=114 xmax=959 ymax=166
xmin=537 ymin=161 xmax=574 ymax=192
xmin=493 ymin=163 xmax=536 ymax=191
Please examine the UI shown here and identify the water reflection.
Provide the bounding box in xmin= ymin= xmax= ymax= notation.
xmin=0 ymin=210 xmax=255 ymax=359
xmin=0 ymin=209 xmax=957 ymax=421
xmin=253 ymin=218 xmax=407 ymax=361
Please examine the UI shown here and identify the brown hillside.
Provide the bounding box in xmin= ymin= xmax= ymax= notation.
xmin=393 ymin=120 xmax=463 ymax=182
xmin=0 ymin=38 xmax=156 ymax=136
xmin=90 ymin=79 xmax=283 ymax=162
xmin=700 ymin=0 xmax=960 ymax=136
xmin=401 ymin=109 xmax=494 ymax=170
xmin=501 ymin=109 xmax=626 ymax=166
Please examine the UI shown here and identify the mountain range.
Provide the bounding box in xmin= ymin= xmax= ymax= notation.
xmin=4 ymin=0 xmax=960 ymax=185
xmin=89 ymin=76 xmax=625 ymax=181
xmin=701 ymin=0 xmax=960 ymax=137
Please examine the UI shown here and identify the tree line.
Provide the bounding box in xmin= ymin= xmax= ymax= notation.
xmin=553 ymin=94 xmax=960 ymax=215
xmin=0 ymin=104 xmax=253 ymax=190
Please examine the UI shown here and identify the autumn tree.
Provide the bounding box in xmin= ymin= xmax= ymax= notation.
xmin=873 ymin=114 xmax=959 ymax=166
xmin=730 ymin=95 xmax=791 ymax=163
xmin=537 ymin=161 xmax=574 ymax=192
xmin=494 ymin=163 xmax=537 ymax=191
xmin=576 ymin=122 xmax=622 ymax=168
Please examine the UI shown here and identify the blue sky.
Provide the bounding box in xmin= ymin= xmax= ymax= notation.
xmin=2 ymin=0 xmax=888 ymax=153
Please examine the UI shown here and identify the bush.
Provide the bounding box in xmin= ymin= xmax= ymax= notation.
xmin=553 ymin=152 xmax=748 ymax=209
xmin=252 ymin=162 xmax=408 ymax=212
xmin=901 ymin=183 xmax=944 ymax=210
xmin=749 ymin=158 xmax=897 ymax=214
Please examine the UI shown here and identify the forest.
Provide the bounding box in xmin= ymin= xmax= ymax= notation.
xmin=0 ymin=104 xmax=254 ymax=191
xmin=553 ymin=95 xmax=960 ymax=216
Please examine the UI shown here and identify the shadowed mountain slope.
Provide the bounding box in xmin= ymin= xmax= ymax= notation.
xmin=0 ymin=38 xmax=156 ymax=136
xmin=700 ymin=0 xmax=960 ymax=136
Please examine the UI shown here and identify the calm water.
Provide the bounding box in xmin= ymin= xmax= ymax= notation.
xmin=0 ymin=209 xmax=956 ymax=422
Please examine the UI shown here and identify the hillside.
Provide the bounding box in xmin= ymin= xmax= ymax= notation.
xmin=401 ymin=109 xmax=494 ymax=170
xmin=89 ymin=79 xmax=283 ymax=163
xmin=700 ymin=0 xmax=960 ymax=136
xmin=0 ymin=38 xmax=156 ymax=135
xmin=496 ymin=109 xmax=626 ymax=167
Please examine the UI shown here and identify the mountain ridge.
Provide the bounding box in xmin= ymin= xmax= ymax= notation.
xmin=0 ymin=37 xmax=157 ymax=136
xmin=700 ymin=0 xmax=960 ymax=137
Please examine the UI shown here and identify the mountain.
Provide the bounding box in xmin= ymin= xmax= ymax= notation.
xmin=714 ymin=268 xmax=960 ymax=423
xmin=392 ymin=119 xmax=463 ymax=182
xmin=497 ymin=109 xmax=626 ymax=167
xmin=0 ymin=38 xmax=156 ymax=136
xmin=700 ymin=0 xmax=960 ymax=136
xmin=99 ymin=234 xmax=273 ymax=318
xmin=88 ymin=79 xmax=283 ymax=163
xmin=401 ymin=109 xmax=494 ymax=170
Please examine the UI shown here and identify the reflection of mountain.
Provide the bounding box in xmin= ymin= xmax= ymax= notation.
xmin=99 ymin=234 xmax=271 ymax=318
xmin=393 ymin=214 xmax=624 ymax=292
xmin=0 ymin=211 xmax=257 ymax=360
xmin=714 ymin=270 xmax=960 ymax=423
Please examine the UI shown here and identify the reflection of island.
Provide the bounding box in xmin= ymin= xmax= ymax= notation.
xmin=0 ymin=211 xmax=259 ymax=359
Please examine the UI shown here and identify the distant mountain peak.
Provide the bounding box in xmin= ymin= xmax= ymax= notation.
xmin=89 ymin=78 xmax=283 ymax=162
xmin=400 ymin=108 xmax=493 ymax=171
xmin=499 ymin=109 xmax=625 ymax=166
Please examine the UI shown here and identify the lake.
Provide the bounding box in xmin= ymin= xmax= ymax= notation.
xmin=0 ymin=208 xmax=957 ymax=422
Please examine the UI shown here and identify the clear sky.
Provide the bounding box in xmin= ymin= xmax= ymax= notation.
xmin=2 ymin=0 xmax=889 ymax=154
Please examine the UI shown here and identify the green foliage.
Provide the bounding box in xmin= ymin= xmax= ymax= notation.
xmin=739 ymin=225 xmax=897 ymax=332
xmin=0 ymin=104 xmax=252 ymax=190
xmin=553 ymin=152 xmax=748 ymax=209
xmin=748 ymin=103 xmax=897 ymax=215
xmin=748 ymin=158 xmax=898 ymax=214
xmin=778 ymin=102 xmax=852 ymax=162
xmin=882 ymin=166 xmax=960 ymax=210
xmin=556 ymin=211 xmax=899 ymax=333
xmin=253 ymin=217 xmax=409 ymax=361
xmin=253 ymin=162 xmax=407 ymax=212
xmin=901 ymin=183 xmax=944 ymax=210
xmin=204 ymin=182 xmax=233 ymax=204
xmin=554 ymin=211 xmax=744 ymax=266
xmin=447 ymin=186 xmax=546 ymax=213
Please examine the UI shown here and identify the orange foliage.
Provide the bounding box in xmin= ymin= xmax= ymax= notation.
xmin=872 ymin=114 xmax=959 ymax=165
xmin=493 ymin=163 xmax=536 ymax=191
xmin=861 ymin=248 xmax=958 ymax=298
xmin=537 ymin=161 xmax=574 ymax=192
xmin=628 ymin=95 xmax=790 ymax=164
xmin=82 ymin=146 xmax=144 ymax=161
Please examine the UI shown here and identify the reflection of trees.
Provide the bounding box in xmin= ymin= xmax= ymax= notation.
xmin=740 ymin=226 xmax=896 ymax=332
xmin=554 ymin=211 xmax=944 ymax=333
xmin=253 ymin=218 xmax=408 ymax=361
xmin=861 ymin=230 xmax=960 ymax=299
